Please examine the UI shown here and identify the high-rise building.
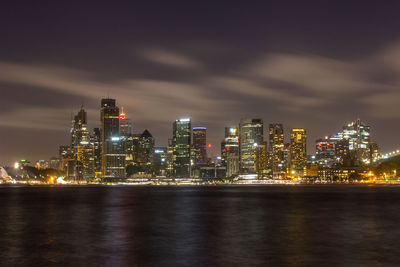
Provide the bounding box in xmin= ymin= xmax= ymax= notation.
xmin=70 ymin=106 xmax=89 ymax=155
xmin=173 ymin=118 xmax=191 ymax=177
xmin=76 ymin=136 xmax=95 ymax=180
xmin=239 ymin=118 xmax=264 ymax=173
xmin=269 ymin=123 xmax=285 ymax=175
xmin=59 ymin=145 xmax=74 ymax=172
xmin=221 ymin=127 xmax=239 ymax=177
xmin=69 ymin=106 xmax=94 ymax=181
xmin=119 ymin=107 xmax=132 ymax=137
xmin=137 ymin=129 xmax=155 ymax=173
xmin=153 ymin=147 xmax=168 ymax=176
xmin=118 ymin=107 xmax=135 ymax=170
xmin=342 ymin=118 xmax=371 ymax=163
xmin=255 ymin=141 xmax=268 ymax=176
xmin=315 ymin=137 xmax=336 ymax=168
xmin=166 ymin=139 xmax=174 ymax=177
xmin=290 ymin=128 xmax=307 ymax=175
xmin=91 ymin=128 xmax=102 ymax=174
xmin=192 ymin=127 xmax=207 ymax=165
xmin=100 ymin=98 xmax=125 ymax=178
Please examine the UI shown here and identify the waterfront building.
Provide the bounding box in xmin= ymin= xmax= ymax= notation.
xmin=166 ymin=139 xmax=174 ymax=177
xmin=342 ymin=118 xmax=371 ymax=164
xmin=119 ymin=107 xmax=132 ymax=137
xmin=91 ymin=128 xmax=102 ymax=174
xmin=49 ymin=157 xmax=61 ymax=170
xmin=76 ymin=136 xmax=95 ymax=180
xmin=68 ymin=106 xmax=95 ymax=180
xmin=70 ymin=106 xmax=90 ymax=155
xmin=315 ymin=137 xmax=336 ymax=168
xmin=221 ymin=127 xmax=240 ymax=177
xmin=239 ymin=118 xmax=264 ymax=173
xmin=255 ymin=141 xmax=268 ymax=177
xmin=173 ymin=118 xmax=191 ymax=177
xmin=100 ymin=98 xmax=125 ymax=178
xmin=269 ymin=123 xmax=285 ymax=176
xmin=192 ymin=127 xmax=207 ymax=165
xmin=153 ymin=147 xmax=168 ymax=176
xmin=290 ymin=128 xmax=307 ymax=176
xmin=137 ymin=129 xmax=155 ymax=173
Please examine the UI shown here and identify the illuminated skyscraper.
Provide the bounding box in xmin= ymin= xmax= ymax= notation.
xmin=269 ymin=123 xmax=285 ymax=175
xmin=70 ymin=106 xmax=94 ymax=181
xmin=315 ymin=137 xmax=336 ymax=168
xmin=173 ymin=118 xmax=191 ymax=177
xmin=239 ymin=118 xmax=264 ymax=173
xmin=255 ymin=141 xmax=268 ymax=176
xmin=70 ymin=106 xmax=89 ymax=155
xmin=76 ymin=136 xmax=95 ymax=180
xmin=153 ymin=147 xmax=168 ymax=176
xmin=166 ymin=139 xmax=174 ymax=177
xmin=101 ymin=98 xmax=125 ymax=178
xmin=192 ymin=127 xmax=207 ymax=165
xmin=119 ymin=107 xmax=132 ymax=137
xmin=342 ymin=118 xmax=371 ymax=163
xmin=137 ymin=129 xmax=155 ymax=173
xmin=91 ymin=128 xmax=102 ymax=174
xmin=221 ymin=127 xmax=239 ymax=177
xmin=290 ymin=128 xmax=307 ymax=175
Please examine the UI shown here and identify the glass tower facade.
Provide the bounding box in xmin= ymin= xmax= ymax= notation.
xmin=239 ymin=118 xmax=264 ymax=173
xmin=173 ymin=118 xmax=191 ymax=177
xmin=101 ymin=98 xmax=125 ymax=178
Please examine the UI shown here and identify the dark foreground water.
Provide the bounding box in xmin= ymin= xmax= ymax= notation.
xmin=0 ymin=185 xmax=400 ymax=266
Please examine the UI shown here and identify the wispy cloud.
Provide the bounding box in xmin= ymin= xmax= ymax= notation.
xmin=140 ymin=48 xmax=201 ymax=68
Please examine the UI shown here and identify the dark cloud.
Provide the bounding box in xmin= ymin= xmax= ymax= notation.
xmin=1 ymin=1 xmax=400 ymax=164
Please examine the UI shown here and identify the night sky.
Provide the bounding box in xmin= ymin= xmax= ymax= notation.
xmin=1 ymin=1 xmax=400 ymax=165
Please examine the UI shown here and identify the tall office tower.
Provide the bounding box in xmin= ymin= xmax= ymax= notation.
xmin=221 ymin=127 xmax=240 ymax=177
xmin=119 ymin=108 xmax=133 ymax=168
xmin=315 ymin=137 xmax=336 ymax=168
xmin=100 ymin=98 xmax=125 ymax=178
xmin=255 ymin=141 xmax=268 ymax=176
xmin=69 ymin=106 xmax=93 ymax=180
xmin=173 ymin=118 xmax=191 ymax=177
xmin=290 ymin=128 xmax=307 ymax=175
xmin=59 ymin=145 xmax=74 ymax=172
xmin=76 ymin=134 xmax=95 ymax=180
xmin=192 ymin=127 xmax=207 ymax=165
xmin=137 ymin=129 xmax=155 ymax=173
xmin=166 ymin=139 xmax=174 ymax=177
xmin=342 ymin=118 xmax=371 ymax=163
xmin=239 ymin=118 xmax=264 ymax=173
xmin=119 ymin=107 xmax=132 ymax=137
xmin=153 ymin=147 xmax=168 ymax=176
xmin=70 ymin=106 xmax=89 ymax=154
xmin=283 ymin=143 xmax=291 ymax=170
xmin=91 ymin=128 xmax=102 ymax=174
xmin=269 ymin=123 xmax=285 ymax=174
xmin=368 ymin=142 xmax=381 ymax=164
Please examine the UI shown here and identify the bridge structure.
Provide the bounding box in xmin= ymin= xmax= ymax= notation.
xmin=374 ymin=148 xmax=400 ymax=164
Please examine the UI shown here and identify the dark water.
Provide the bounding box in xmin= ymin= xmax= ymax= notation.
xmin=0 ymin=185 xmax=400 ymax=266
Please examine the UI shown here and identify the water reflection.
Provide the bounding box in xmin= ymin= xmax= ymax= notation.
xmin=0 ymin=185 xmax=400 ymax=266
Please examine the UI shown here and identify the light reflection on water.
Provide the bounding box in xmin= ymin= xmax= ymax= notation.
xmin=0 ymin=185 xmax=399 ymax=266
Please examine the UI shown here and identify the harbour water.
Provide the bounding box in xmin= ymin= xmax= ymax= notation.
xmin=0 ymin=185 xmax=399 ymax=266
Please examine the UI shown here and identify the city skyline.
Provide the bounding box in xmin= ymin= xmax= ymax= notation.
xmin=2 ymin=2 xmax=400 ymax=165
xmin=0 ymin=97 xmax=393 ymax=166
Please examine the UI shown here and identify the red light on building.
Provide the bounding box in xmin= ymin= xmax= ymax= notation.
xmin=226 ymin=147 xmax=230 ymax=151
xmin=208 ymin=144 xmax=212 ymax=148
